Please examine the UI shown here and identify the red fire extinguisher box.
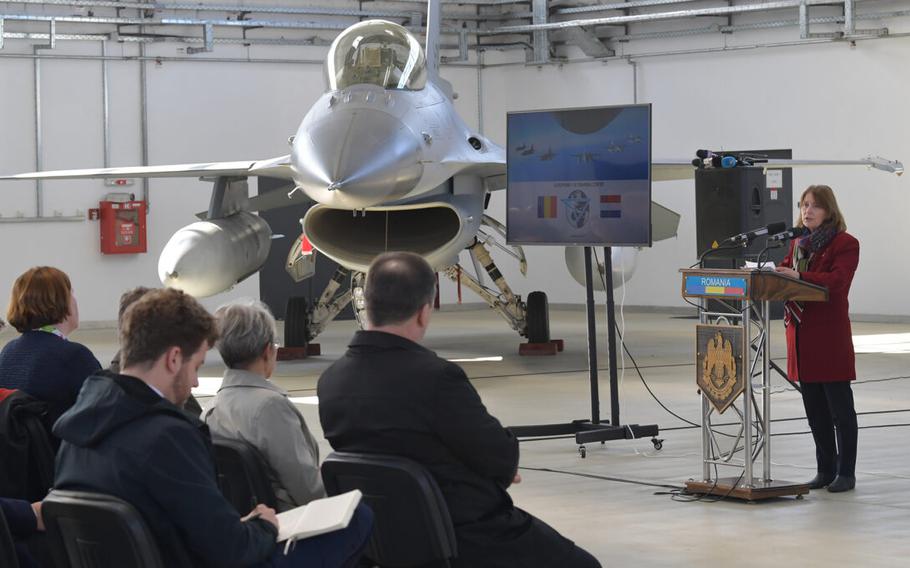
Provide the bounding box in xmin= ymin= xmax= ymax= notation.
xmin=99 ymin=200 xmax=147 ymax=254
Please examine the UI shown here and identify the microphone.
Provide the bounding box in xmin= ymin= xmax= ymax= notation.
xmin=768 ymin=226 xmax=810 ymax=242
xmin=723 ymin=221 xmax=788 ymax=245
xmin=696 ymin=149 xmax=718 ymax=159
xmin=692 ymin=157 xmax=725 ymax=169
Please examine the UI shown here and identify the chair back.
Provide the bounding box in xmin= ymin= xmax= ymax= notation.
xmin=211 ymin=437 xmax=278 ymax=513
xmin=0 ymin=391 xmax=55 ymax=501
xmin=42 ymin=490 xmax=165 ymax=568
xmin=0 ymin=504 xmax=20 ymax=568
xmin=321 ymin=451 xmax=457 ymax=568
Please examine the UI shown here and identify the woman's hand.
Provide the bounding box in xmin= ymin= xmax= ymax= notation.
xmin=775 ymin=266 xmax=800 ymax=279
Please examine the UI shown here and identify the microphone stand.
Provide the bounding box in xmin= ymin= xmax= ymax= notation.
xmin=755 ymin=241 xmax=783 ymax=270
xmin=695 ymin=241 xmax=746 ymax=269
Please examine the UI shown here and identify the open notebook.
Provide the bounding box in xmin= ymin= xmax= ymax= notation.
xmin=276 ymin=489 xmax=362 ymax=553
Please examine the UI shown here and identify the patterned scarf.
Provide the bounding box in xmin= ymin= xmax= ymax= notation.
xmin=785 ymin=223 xmax=839 ymax=327
xmin=794 ymin=223 xmax=838 ymax=272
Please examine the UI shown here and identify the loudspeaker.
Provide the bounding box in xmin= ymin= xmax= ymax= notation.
xmin=695 ymin=152 xmax=794 ymax=320
xmin=695 ymin=166 xmax=793 ymax=261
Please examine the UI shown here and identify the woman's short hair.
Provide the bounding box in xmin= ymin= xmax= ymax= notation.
xmin=214 ymin=299 xmax=278 ymax=369
xmin=365 ymin=252 xmax=437 ymax=327
xmin=6 ymin=266 xmax=73 ymax=333
xmin=797 ymin=185 xmax=847 ymax=232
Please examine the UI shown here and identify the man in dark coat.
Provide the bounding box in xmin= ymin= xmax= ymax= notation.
xmin=318 ymin=252 xmax=600 ymax=568
xmin=53 ymin=288 xmax=372 ymax=568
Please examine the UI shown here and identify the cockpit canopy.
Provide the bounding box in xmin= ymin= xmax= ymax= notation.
xmin=326 ymin=20 xmax=427 ymax=91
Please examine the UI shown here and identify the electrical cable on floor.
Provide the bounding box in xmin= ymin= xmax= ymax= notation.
xmin=517 ymin=465 xmax=683 ymax=490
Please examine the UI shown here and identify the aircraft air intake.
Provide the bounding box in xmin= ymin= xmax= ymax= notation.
xmin=303 ymin=202 xmax=477 ymax=274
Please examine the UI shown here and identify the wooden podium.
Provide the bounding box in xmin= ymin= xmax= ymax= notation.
xmin=680 ymin=268 xmax=827 ymax=500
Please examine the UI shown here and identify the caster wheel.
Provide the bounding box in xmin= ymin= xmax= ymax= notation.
xmin=578 ymin=445 xmax=587 ymax=459
xmin=651 ymin=438 xmax=664 ymax=451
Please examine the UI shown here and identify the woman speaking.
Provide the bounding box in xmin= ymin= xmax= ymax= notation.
xmin=775 ymin=185 xmax=859 ymax=493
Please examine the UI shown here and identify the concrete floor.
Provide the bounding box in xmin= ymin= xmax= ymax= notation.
xmin=6 ymin=307 xmax=910 ymax=566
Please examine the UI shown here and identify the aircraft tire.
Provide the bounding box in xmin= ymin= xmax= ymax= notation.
xmin=284 ymin=296 xmax=311 ymax=347
xmin=526 ymin=291 xmax=550 ymax=344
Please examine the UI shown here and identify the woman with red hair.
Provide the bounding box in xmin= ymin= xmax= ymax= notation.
xmin=0 ymin=267 xmax=100 ymax=426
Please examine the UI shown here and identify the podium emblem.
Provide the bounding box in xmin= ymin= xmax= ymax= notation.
xmin=696 ymin=325 xmax=744 ymax=413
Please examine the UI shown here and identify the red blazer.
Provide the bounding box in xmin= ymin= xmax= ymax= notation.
xmin=780 ymin=231 xmax=859 ymax=382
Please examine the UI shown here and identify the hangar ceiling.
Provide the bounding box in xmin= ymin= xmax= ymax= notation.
xmin=0 ymin=1 xmax=908 ymax=64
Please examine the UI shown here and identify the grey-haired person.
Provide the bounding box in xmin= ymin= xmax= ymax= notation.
xmin=205 ymin=299 xmax=325 ymax=511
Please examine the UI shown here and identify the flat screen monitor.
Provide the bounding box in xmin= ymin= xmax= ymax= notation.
xmin=506 ymin=104 xmax=652 ymax=247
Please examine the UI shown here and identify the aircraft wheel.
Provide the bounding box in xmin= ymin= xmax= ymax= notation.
xmin=526 ymin=291 xmax=550 ymax=344
xmin=284 ymin=296 xmax=311 ymax=347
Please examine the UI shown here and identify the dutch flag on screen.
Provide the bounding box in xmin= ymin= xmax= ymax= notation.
xmin=600 ymin=194 xmax=621 ymax=218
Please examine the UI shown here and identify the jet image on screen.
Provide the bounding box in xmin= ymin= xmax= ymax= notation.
xmin=507 ymin=105 xmax=651 ymax=247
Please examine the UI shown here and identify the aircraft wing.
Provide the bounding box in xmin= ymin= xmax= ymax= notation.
xmin=753 ymin=156 xmax=903 ymax=175
xmin=0 ymin=154 xmax=295 ymax=181
xmin=652 ymin=155 xmax=903 ymax=182
xmin=653 ymin=159 xmax=696 ymax=181
xmin=442 ymin=158 xmax=507 ymax=192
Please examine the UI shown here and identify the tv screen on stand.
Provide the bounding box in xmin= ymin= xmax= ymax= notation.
xmin=506 ymin=104 xmax=652 ymax=247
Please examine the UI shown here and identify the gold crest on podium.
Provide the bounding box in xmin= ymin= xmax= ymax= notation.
xmin=696 ymin=325 xmax=744 ymax=413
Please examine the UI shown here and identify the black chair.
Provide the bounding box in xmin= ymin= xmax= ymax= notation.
xmin=42 ymin=490 xmax=167 ymax=568
xmin=321 ymin=452 xmax=457 ymax=568
xmin=211 ymin=436 xmax=278 ymax=514
xmin=0 ymin=504 xmax=20 ymax=568
xmin=0 ymin=391 xmax=56 ymax=502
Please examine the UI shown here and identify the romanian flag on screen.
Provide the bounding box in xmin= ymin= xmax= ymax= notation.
xmin=600 ymin=194 xmax=622 ymax=218
xmin=537 ymin=196 xmax=558 ymax=218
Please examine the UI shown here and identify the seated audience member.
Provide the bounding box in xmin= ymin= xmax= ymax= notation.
xmin=205 ymin=299 xmax=326 ymax=511
xmin=53 ymin=289 xmax=372 ymax=568
xmin=108 ymin=286 xmax=152 ymax=374
xmin=109 ymin=286 xmax=202 ymax=416
xmin=0 ymin=497 xmax=44 ymax=568
xmin=0 ymin=267 xmax=101 ymax=427
xmin=318 ymin=252 xmax=601 ymax=568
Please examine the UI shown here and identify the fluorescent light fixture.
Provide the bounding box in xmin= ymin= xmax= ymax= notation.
xmin=289 ymin=396 xmax=319 ymax=405
xmin=447 ymin=356 xmax=504 ymax=363
xmin=853 ymin=332 xmax=910 ymax=354
xmin=192 ymin=376 xmax=223 ymax=396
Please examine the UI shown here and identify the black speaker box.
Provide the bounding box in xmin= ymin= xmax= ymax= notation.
xmin=695 ymin=166 xmax=793 ymax=261
xmin=694 ymin=151 xmax=794 ymax=320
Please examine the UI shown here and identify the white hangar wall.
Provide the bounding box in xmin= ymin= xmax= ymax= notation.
xmin=480 ymin=34 xmax=910 ymax=318
xmin=1 ymin=18 xmax=909 ymax=322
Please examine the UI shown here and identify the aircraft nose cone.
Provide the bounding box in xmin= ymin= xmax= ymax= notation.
xmin=292 ymin=107 xmax=424 ymax=208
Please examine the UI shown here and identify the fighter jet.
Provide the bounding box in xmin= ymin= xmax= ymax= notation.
xmin=521 ymin=144 xmax=536 ymax=156
xmin=540 ymin=147 xmax=556 ymax=161
xmin=0 ymin=1 xmax=547 ymax=343
xmin=572 ymin=151 xmax=600 ymax=163
xmin=607 ymin=141 xmax=624 ymax=153
xmin=1 ymin=0 xmax=904 ymax=346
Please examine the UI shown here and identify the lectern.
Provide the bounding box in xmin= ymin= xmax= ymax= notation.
xmin=680 ymin=268 xmax=827 ymax=500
